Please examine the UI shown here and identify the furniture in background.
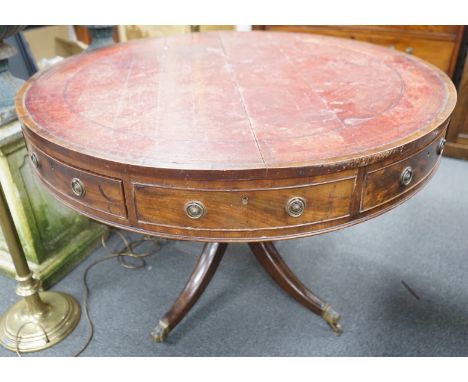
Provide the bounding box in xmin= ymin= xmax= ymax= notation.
xmin=16 ymin=32 xmax=456 ymax=342
xmin=253 ymin=26 xmax=464 ymax=76
xmin=445 ymin=48 xmax=468 ymax=159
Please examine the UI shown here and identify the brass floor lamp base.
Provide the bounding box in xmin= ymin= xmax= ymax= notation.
xmin=0 ymin=291 xmax=80 ymax=353
xmin=0 ymin=180 xmax=81 ymax=354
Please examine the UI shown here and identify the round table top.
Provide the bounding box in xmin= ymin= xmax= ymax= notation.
xmin=17 ymin=31 xmax=456 ymax=175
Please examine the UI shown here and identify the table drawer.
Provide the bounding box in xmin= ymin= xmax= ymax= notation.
xmin=362 ymin=136 xmax=445 ymax=211
xmin=133 ymin=177 xmax=355 ymax=231
xmin=28 ymin=145 xmax=127 ymax=219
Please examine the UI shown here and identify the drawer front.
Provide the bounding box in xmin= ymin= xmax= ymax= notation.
xmin=28 ymin=144 xmax=127 ymax=219
xmin=362 ymin=136 xmax=445 ymax=211
xmin=133 ymin=177 xmax=355 ymax=231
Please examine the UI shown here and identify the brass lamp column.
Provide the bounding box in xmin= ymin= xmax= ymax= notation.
xmin=0 ymin=182 xmax=80 ymax=352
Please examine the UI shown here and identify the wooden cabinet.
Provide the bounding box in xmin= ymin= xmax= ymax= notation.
xmin=253 ymin=25 xmax=464 ymax=76
xmin=445 ymin=51 xmax=468 ymax=159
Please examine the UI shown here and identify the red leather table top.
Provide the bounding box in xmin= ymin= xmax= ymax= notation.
xmin=18 ymin=31 xmax=455 ymax=172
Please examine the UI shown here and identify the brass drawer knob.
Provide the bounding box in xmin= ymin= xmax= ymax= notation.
xmin=400 ymin=166 xmax=413 ymax=186
xmin=286 ymin=197 xmax=306 ymax=218
xmin=185 ymin=201 xmax=205 ymax=219
xmin=30 ymin=152 xmax=38 ymax=168
xmin=71 ymin=178 xmax=85 ymax=197
xmin=437 ymin=138 xmax=446 ymax=155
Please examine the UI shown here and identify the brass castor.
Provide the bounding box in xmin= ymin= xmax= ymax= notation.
xmin=322 ymin=304 xmax=343 ymax=335
xmin=151 ymin=320 xmax=169 ymax=343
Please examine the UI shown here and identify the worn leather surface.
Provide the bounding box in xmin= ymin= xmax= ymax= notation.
xmin=19 ymin=31 xmax=454 ymax=170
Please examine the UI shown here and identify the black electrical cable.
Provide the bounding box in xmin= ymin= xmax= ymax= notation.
xmin=14 ymin=229 xmax=162 ymax=357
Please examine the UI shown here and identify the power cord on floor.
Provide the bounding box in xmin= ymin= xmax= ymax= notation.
xmin=74 ymin=230 xmax=162 ymax=357
xmin=14 ymin=230 xmax=162 ymax=357
xmin=15 ymin=322 xmax=49 ymax=357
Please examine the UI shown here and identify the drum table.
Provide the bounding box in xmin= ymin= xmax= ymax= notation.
xmin=16 ymin=31 xmax=456 ymax=342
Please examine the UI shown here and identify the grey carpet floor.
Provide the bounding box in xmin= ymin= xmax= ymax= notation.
xmin=1 ymin=157 xmax=468 ymax=357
